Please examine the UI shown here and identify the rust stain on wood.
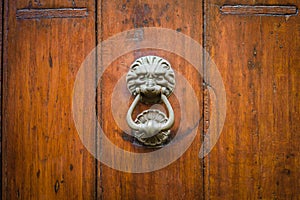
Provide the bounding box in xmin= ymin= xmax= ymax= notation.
xmin=220 ymin=5 xmax=298 ymax=16
xmin=16 ymin=8 xmax=88 ymax=19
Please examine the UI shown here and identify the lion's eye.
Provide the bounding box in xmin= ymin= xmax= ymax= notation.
xmin=156 ymin=76 xmax=164 ymax=81
xmin=139 ymin=75 xmax=145 ymax=80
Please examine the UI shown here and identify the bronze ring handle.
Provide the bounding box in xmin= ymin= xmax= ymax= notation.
xmin=126 ymin=92 xmax=175 ymax=138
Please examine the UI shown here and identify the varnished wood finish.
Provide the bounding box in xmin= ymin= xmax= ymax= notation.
xmin=2 ymin=1 xmax=96 ymax=199
xmin=205 ymin=0 xmax=300 ymax=199
xmin=97 ymin=0 xmax=204 ymax=199
xmin=2 ymin=0 xmax=300 ymax=199
xmin=0 ymin=0 xmax=3 ymax=196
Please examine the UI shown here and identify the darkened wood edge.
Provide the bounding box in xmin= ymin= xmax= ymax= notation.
xmin=220 ymin=5 xmax=298 ymax=16
xmin=16 ymin=8 xmax=88 ymax=19
xmin=0 ymin=0 xmax=3 ymax=198
xmin=1 ymin=0 xmax=8 ymax=198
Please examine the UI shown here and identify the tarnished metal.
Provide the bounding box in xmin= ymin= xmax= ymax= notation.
xmin=126 ymin=56 xmax=175 ymax=146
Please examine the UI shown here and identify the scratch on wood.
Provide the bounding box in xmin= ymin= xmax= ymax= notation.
xmin=48 ymin=53 xmax=53 ymax=68
xmin=220 ymin=5 xmax=298 ymax=16
xmin=204 ymin=86 xmax=210 ymax=134
xmin=16 ymin=8 xmax=88 ymax=19
xmin=54 ymin=180 xmax=60 ymax=193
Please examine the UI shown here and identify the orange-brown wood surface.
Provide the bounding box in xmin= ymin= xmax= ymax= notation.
xmin=205 ymin=0 xmax=300 ymax=199
xmin=97 ymin=0 xmax=204 ymax=199
xmin=0 ymin=1 xmax=2 ymax=196
xmin=2 ymin=1 xmax=96 ymax=199
xmin=2 ymin=0 xmax=300 ymax=199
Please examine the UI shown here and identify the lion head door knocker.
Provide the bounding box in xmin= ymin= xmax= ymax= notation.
xmin=126 ymin=56 xmax=175 ymax=147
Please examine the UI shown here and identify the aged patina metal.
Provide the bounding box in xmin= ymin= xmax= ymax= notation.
xmin=126 ymin=56 xmax=176 ymax=146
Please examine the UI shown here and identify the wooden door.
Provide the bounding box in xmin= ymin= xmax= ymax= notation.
xmin=1 ymin=0 xmax=299 ymax=199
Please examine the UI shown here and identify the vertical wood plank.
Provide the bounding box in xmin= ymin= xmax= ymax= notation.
xmin=0 ymin=0 xmax=3 ymax=197
xmin=2 ymin=1 xmax=96 ymax=199
xmin=205 ymin=0 xmax=300 ymax=199
xmin=97 ymin=0 xmax=204 ymax=199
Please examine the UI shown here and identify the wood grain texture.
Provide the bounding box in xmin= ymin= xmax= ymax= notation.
xmin=205 ymin=0 xmax=300 ymax=199
xmin=220 ymin=5 xmax=298 ymax=15
xmin=2 ymin=0 xmax=300 ymax=199
xmin=0 ymin=0 xmax=3 ymax=197
xmin=97 ymin=0 xmax=204 ymax=199
xmin=2 ymin=1 xmax=96 ymax=199
xmin=17 ymin=0 xmax=88 ymax=9
xmin=16 ymin=8 xmax=88 ymax=19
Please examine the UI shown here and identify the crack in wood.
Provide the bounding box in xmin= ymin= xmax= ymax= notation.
xmin=16 ymin=8 xmax=88 ymax=19
xmin=220 ymin=5 xmax=298 ymax=16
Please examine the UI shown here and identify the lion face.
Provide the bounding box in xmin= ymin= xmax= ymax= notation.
xmin=126 ymin=56 xmax=175 ymax=103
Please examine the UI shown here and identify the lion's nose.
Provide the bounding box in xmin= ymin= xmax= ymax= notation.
xmin=147 ymin=87 xmax=155 ymax=92
xmin=146 ymin=79 xmax=155 ymax=87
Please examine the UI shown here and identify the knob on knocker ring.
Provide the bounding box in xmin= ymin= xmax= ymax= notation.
xmin=125 ymin=56 xmax=176 ymax=147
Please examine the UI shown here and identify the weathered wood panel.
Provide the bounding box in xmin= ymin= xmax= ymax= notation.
xmin=205 ymin=0 xmax=300 ymax=199
xmin=2 ymin=1 xmax=96 ymax=199
xmin=97 ymin=0 xmax=204 ymax=199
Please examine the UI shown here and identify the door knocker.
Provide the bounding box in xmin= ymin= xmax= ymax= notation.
xmin=126 ymin=56 xmax=175 ymax=147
